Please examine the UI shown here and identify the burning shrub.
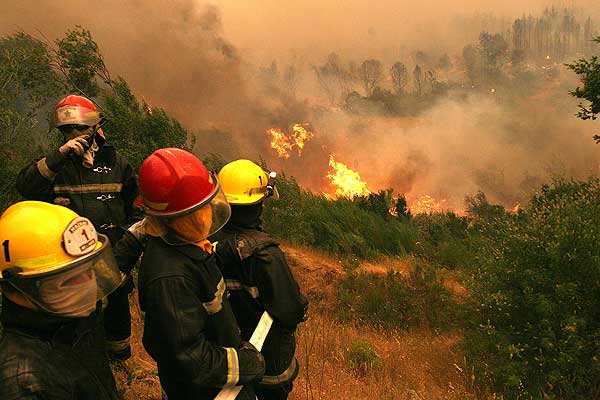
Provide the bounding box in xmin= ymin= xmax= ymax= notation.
xmin=463 ymin=178 xmax=600 ymax=399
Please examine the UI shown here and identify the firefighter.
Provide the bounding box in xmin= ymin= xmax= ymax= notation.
xmin=0 ymin=201 xmax=124 ymax=399
xmin=135 ymin=148 xmax=265 ymax=400
xmin=211 ymin=159 xmax=308 ymax=400
xmin=15 ymin=94 xmax=138 ymax=361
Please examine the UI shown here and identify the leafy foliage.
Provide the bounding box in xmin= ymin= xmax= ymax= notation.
xmin=263 ymin=173 xmax=416 ymax=259
xmin=413 ymin=212 xmax=470 ymax=270
xmin=103 ymin=77 xmax=192 ymax=169
xmin=54 ymin=26 xmax=112 ymax=97
xmin=567 ymin=37 xmax=600 ymax=142
xmin=0 ymin=33 xmax=60 ymax=210
xmin=335 ymin=261 xmax=455 ymax=330
xmin=346 ymin=338 xmax=379 ymax=376
xmin=463 ymin=178 xmax=600 ymax=399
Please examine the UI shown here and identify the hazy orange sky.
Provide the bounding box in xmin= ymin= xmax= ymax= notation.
xmin=217 ymin=0 xmax=600 ymax=62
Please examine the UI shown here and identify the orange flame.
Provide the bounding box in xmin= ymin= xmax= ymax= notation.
xmin=326 ymin=155 xmax=370 ymax=199
xmin=267 ymin=124 xmax=314 ymax=158
xmin=511 ymin=202 xmax=521 ymax=214
xmin=291 ymin=124 xmax=313 ymax=155
xmin=410 ymin=195 xmax=447 ymax=214
xmin=268 ymin=128 xmax=293 ymax=158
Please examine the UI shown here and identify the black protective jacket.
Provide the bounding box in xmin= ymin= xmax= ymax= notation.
xmin=212 ymin=225 xmax=308 ymax=395
xmin=16 ymin=143 xmax=138 ymax=240
xmin=0 ymin=298 xmax=119 ymax=400
xmin=138 ymin=236 xmax=265 ymax=400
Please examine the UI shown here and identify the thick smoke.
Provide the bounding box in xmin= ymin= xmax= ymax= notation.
xmin=2 ymin=0 xmax=600 ymax=210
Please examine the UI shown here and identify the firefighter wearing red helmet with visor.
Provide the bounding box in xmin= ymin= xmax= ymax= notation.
xmin=16 ymin=94 xmax=140 ymax=361
xmin=136 ymin=148 xmax=265 ymax=400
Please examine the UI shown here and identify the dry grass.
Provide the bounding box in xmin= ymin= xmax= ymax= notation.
xmin=291 ymin=315 xmax=476 ymax=400
xmin=113 ymin=244 xmax=481 ymax=400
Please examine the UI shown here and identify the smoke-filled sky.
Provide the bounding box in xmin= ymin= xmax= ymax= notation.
xmin=219 ymin=0 xmax=600 ymax=62
xmin=2 ymin=0 xmax=600 ymax=210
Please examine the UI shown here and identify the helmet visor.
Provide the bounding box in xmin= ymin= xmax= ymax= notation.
xmin=7 ymin=235 xmax=121 ymax=317
xmin=147 ymin=184 xmax=231 ymax=245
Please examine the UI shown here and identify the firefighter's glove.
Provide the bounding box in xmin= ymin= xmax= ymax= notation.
xmin=59 ymin=136 xmax=89 ymax=156
xmin=127 ymin=218 xmax=148 ymax=246
xmin=237 ymin=341 xmax=265 ymax=384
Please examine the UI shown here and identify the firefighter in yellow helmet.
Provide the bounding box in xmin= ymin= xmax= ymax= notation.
xmin=211 ymin=159 xmax=308 ymax=400
xmin=0 ymin=201 xmax=122 ymax=400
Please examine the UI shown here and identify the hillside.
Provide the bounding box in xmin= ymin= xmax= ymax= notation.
xmin=113 ymin=243 xmax=474 ymax=400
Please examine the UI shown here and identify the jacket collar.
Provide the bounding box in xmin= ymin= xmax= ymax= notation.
xmin=150 ymin=236 xmax=212 ymax=261
xmin=1 ymin=296 xmax=98 ymax=343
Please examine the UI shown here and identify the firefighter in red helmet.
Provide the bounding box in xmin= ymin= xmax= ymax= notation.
xmin=16 ymin=94 xmax=139 ymax=361
xmin=136 ymin=148 xmax=265 ymax=400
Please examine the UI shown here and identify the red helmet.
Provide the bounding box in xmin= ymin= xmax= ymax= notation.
xmin=135 ymin=148 xmax=231 ymax=244
xmin=55 ymin=95 xmax=101 ymax=127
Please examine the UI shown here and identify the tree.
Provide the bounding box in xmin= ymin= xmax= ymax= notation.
xmin=0 ymin=32 xmax=60 ymax=209
xmin=479 ymin=32 xmax=508 ymax=83
xmin=463 ymin=44 xmax=480 ymax=84
xmin=567 ymin=37 xmax=600 ymax=142
xmin=437 ymin=53 xmax=452 ymax=72
xmin=54 ymin=26 xmax=112 ymax=96
xmin=413 ymin=64 xmax=423 ymax=96
xmin=358 ymin=59 xmax=383 ymax=96
xmin=283 ymin=64 xmax=299 ymax=98
xmin=390 ymin=62 xmax=408 ymax=95
xmin=313 ymin=52 xmax=352 ymax=104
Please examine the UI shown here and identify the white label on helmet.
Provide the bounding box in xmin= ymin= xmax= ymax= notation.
xmin=57 ymin=106 xmax=79 ymax=124
xmin=63 ymin=217 xmax=98 ymax=256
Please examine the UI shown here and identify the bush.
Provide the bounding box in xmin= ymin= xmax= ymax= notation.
xmin=335 ymin=262 xmax=456 ymax=331
xmin=347 ymin=338 xmax=379 ymax=376
xmin=463 ymin=178 xmax=600 ymax=399
xmin=413 ymin=212 xmax=470 ymax=270
xmin=263 ymin=173 xmax=417 ymax=259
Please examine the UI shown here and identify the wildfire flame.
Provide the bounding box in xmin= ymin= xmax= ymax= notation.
xmin=326 ymin=155 xmax=370 ymax=199
xmin=511 ymin=202 xmax=521 ymax=214
xmin=410 ymin=195 xmax=447 ymax=214
xmin=267 ymin=123 xmax=314 ymax=158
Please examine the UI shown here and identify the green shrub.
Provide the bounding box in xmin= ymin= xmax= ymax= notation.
xmin=263 ymin=173 xmax=417 ymax=259
xmin=335 ymin=263 xmax=455 ymax=331
xmin=463 ymin=178 xmax=600 ymax=399
xmin=347 ymin=338 xmax=379 ymax=376
xmin=413 ymin=212 xmax=470 ymax=270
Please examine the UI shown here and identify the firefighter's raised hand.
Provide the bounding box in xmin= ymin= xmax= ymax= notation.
xmin=59 ymin=136 xmax=89 ymax=156
xmin=127 ymin=218 xmax=148 ymax=245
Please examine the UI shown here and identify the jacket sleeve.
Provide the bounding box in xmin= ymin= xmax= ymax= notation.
xmin=255 ymin=246 xmax=308 ymax=329
xmin=120 ymin=160 xmax=139 ymax=224
xmin=15 ymin=150 xmax=66 ymax=200
xmin=142 ymin=276 xmax=263 ymax=388
xmin=112 ymin=230 xmax=144 ymax=275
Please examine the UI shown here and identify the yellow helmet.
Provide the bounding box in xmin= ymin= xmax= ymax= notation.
xmin=218 ymin=159 xmax=279 ymax=205
xmin=0 ymin=201 xmax=121 ymax=317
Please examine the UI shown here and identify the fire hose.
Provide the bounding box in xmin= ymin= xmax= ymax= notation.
xmin=214 ymin=311 xmax=274 ymax=400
